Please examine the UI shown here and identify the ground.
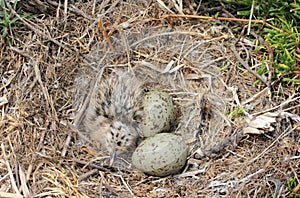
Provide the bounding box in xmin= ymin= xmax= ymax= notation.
xmin=0 ymin=1 xmax=299 ymax=197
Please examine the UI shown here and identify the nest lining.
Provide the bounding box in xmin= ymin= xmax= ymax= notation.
xmin=73 ymin=26 xmax=234 ymax=167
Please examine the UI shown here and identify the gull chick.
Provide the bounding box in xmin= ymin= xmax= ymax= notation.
xmin=76 ymin=70 xmax=144 ymax=166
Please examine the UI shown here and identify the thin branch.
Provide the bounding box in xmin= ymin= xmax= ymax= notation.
xmin=231 ymin=44 xmax=269 ymax=86
xmin=162 ymin=14 xmax=283 ymax=32
xmin=6 ymin=1 xmax=80 ymax=56
xmin=98 ymin=19 xmax=115 ymax=52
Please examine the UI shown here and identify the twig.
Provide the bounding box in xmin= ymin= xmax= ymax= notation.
xmin=61 ymin=134 xmax=71 ymax=157
xmin=218 ymin=9 xmax=275 ymax=87
xmin=231 ymin=44 xmax=269 ymax=86
xmin=98 ymin=19 xmax=115 ymax=52
xmin=268 ymin=177 xmax=284 ymax=198
xmin=63 ymin=0 xmax=68 ymax=16
xmin=174 ymin=167 xmax=206 ymax=178
xmin=34 ymin=63 xmax=58 ymax=121
xmin=247 ymin=0 xmax=255 ymax=35
xmin=100 ymin=172 xmax=119 ymax=196
xmin=156 ymin=0 xmax=174 ymax=14
xmin=18 ymin=164 xmax=31 ymax=197
xmin=0 ymin=95 xmax=8 ymax=107
xmin=74 ymin=66 xmax=106 ymax=128
xmin=293 ymin=183 xmax=300 ymax=194
xmin=0 ymin=192 xmax=23 ymax=198
xmin=47 ymin=0 xmax=94 ymax=20
xmin=249 ymin=124 xmax=297 ymax=163
xmin=10 ymin=46 xmax=32 ymax=59
xmin=116 ymin=174 xmax=136 ymax=197
xmin=209 ymin=169 xmax=265 ymax=188
xmin=78 ymin=169 xmax=98 ymax=181
xmin=0 ymin=71 xmax=18 ymax=93
xmin=6 ymin=1 xmax=79 ymax=56
xmin=251 ymin=95 xmax=300 ymax=116
xmin=162 ymin=14 xmax=282 ymax=32
xmin=72 ymin=158 xmax=109 ymax=172
xmin=241 ymin=87 xmax=270 ymax=105
xmin=1 ymin=143 xmax=22 ymax=196
xmin=250 ymin=31 xmax=274 ymax=88
xmin=239 ymin=168 xmax=265 ymax=183
xmin=194 ymin=127 xmax=245 ymax=159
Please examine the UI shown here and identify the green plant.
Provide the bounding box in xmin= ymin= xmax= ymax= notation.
xmin=231 ymin=0 xmax=300 ymax=89
xmin=261 ymin=3 xmax=299 ymax=79
xmin=0 ymin=0 xmax=33 ymax=46
xmin=195 ymin=0 xmax=300 ymax=90
xmin=228 ymin=105 xmax=245 ymax=120
xmin=286 ymin=176 xmax=300 ymax=197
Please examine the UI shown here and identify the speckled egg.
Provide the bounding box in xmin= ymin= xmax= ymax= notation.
xmin=132 ymin=133 xmax=188 ymax=177
xmin=142 ymin=91 xmax=175 ymax=137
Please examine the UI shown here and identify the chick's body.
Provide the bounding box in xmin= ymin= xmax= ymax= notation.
xmin=77 ymin=71 xmax=144 ymax=163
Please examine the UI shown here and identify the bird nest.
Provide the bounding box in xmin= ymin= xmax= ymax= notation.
xmin=73 ymin=26 xmax=234 ymax=169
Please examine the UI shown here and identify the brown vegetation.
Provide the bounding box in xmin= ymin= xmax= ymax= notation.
xmin=0 ymin=1 xmax=299 ymax=197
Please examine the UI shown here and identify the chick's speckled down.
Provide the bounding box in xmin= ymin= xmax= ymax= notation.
xmin=75 ymin=71 xmax=144 ymax=163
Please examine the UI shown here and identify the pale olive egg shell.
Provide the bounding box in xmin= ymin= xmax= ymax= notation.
xmin=142 ymin=91 xmax=175 ymax=137
xmin=132 ymin=133 xmax=188 ymax=177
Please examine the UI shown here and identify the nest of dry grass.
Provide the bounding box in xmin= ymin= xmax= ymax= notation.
xmin=74 ymin=25 xmax=234 ymax=161
xmin=1 ymin=1 xmax=299 ymax=197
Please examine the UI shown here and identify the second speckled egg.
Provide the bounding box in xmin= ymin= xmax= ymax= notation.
xmin=132 ymin=133 xmax=188 ymax=177
xmin=142 ymin=91 xmax=175 ymax=137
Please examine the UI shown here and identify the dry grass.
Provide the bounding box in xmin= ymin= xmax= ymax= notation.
xmin=0 ymin=1 xmax=299 ymax=197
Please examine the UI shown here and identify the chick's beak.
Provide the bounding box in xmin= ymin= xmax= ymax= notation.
xmin=109 ymin=150 xmax=116 ymax=167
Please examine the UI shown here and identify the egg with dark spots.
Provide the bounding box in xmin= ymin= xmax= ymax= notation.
xmin=142 ymin=91 xmax=175 ymax=137
xmin=132 ymin=133 xmax=188 ymax=177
